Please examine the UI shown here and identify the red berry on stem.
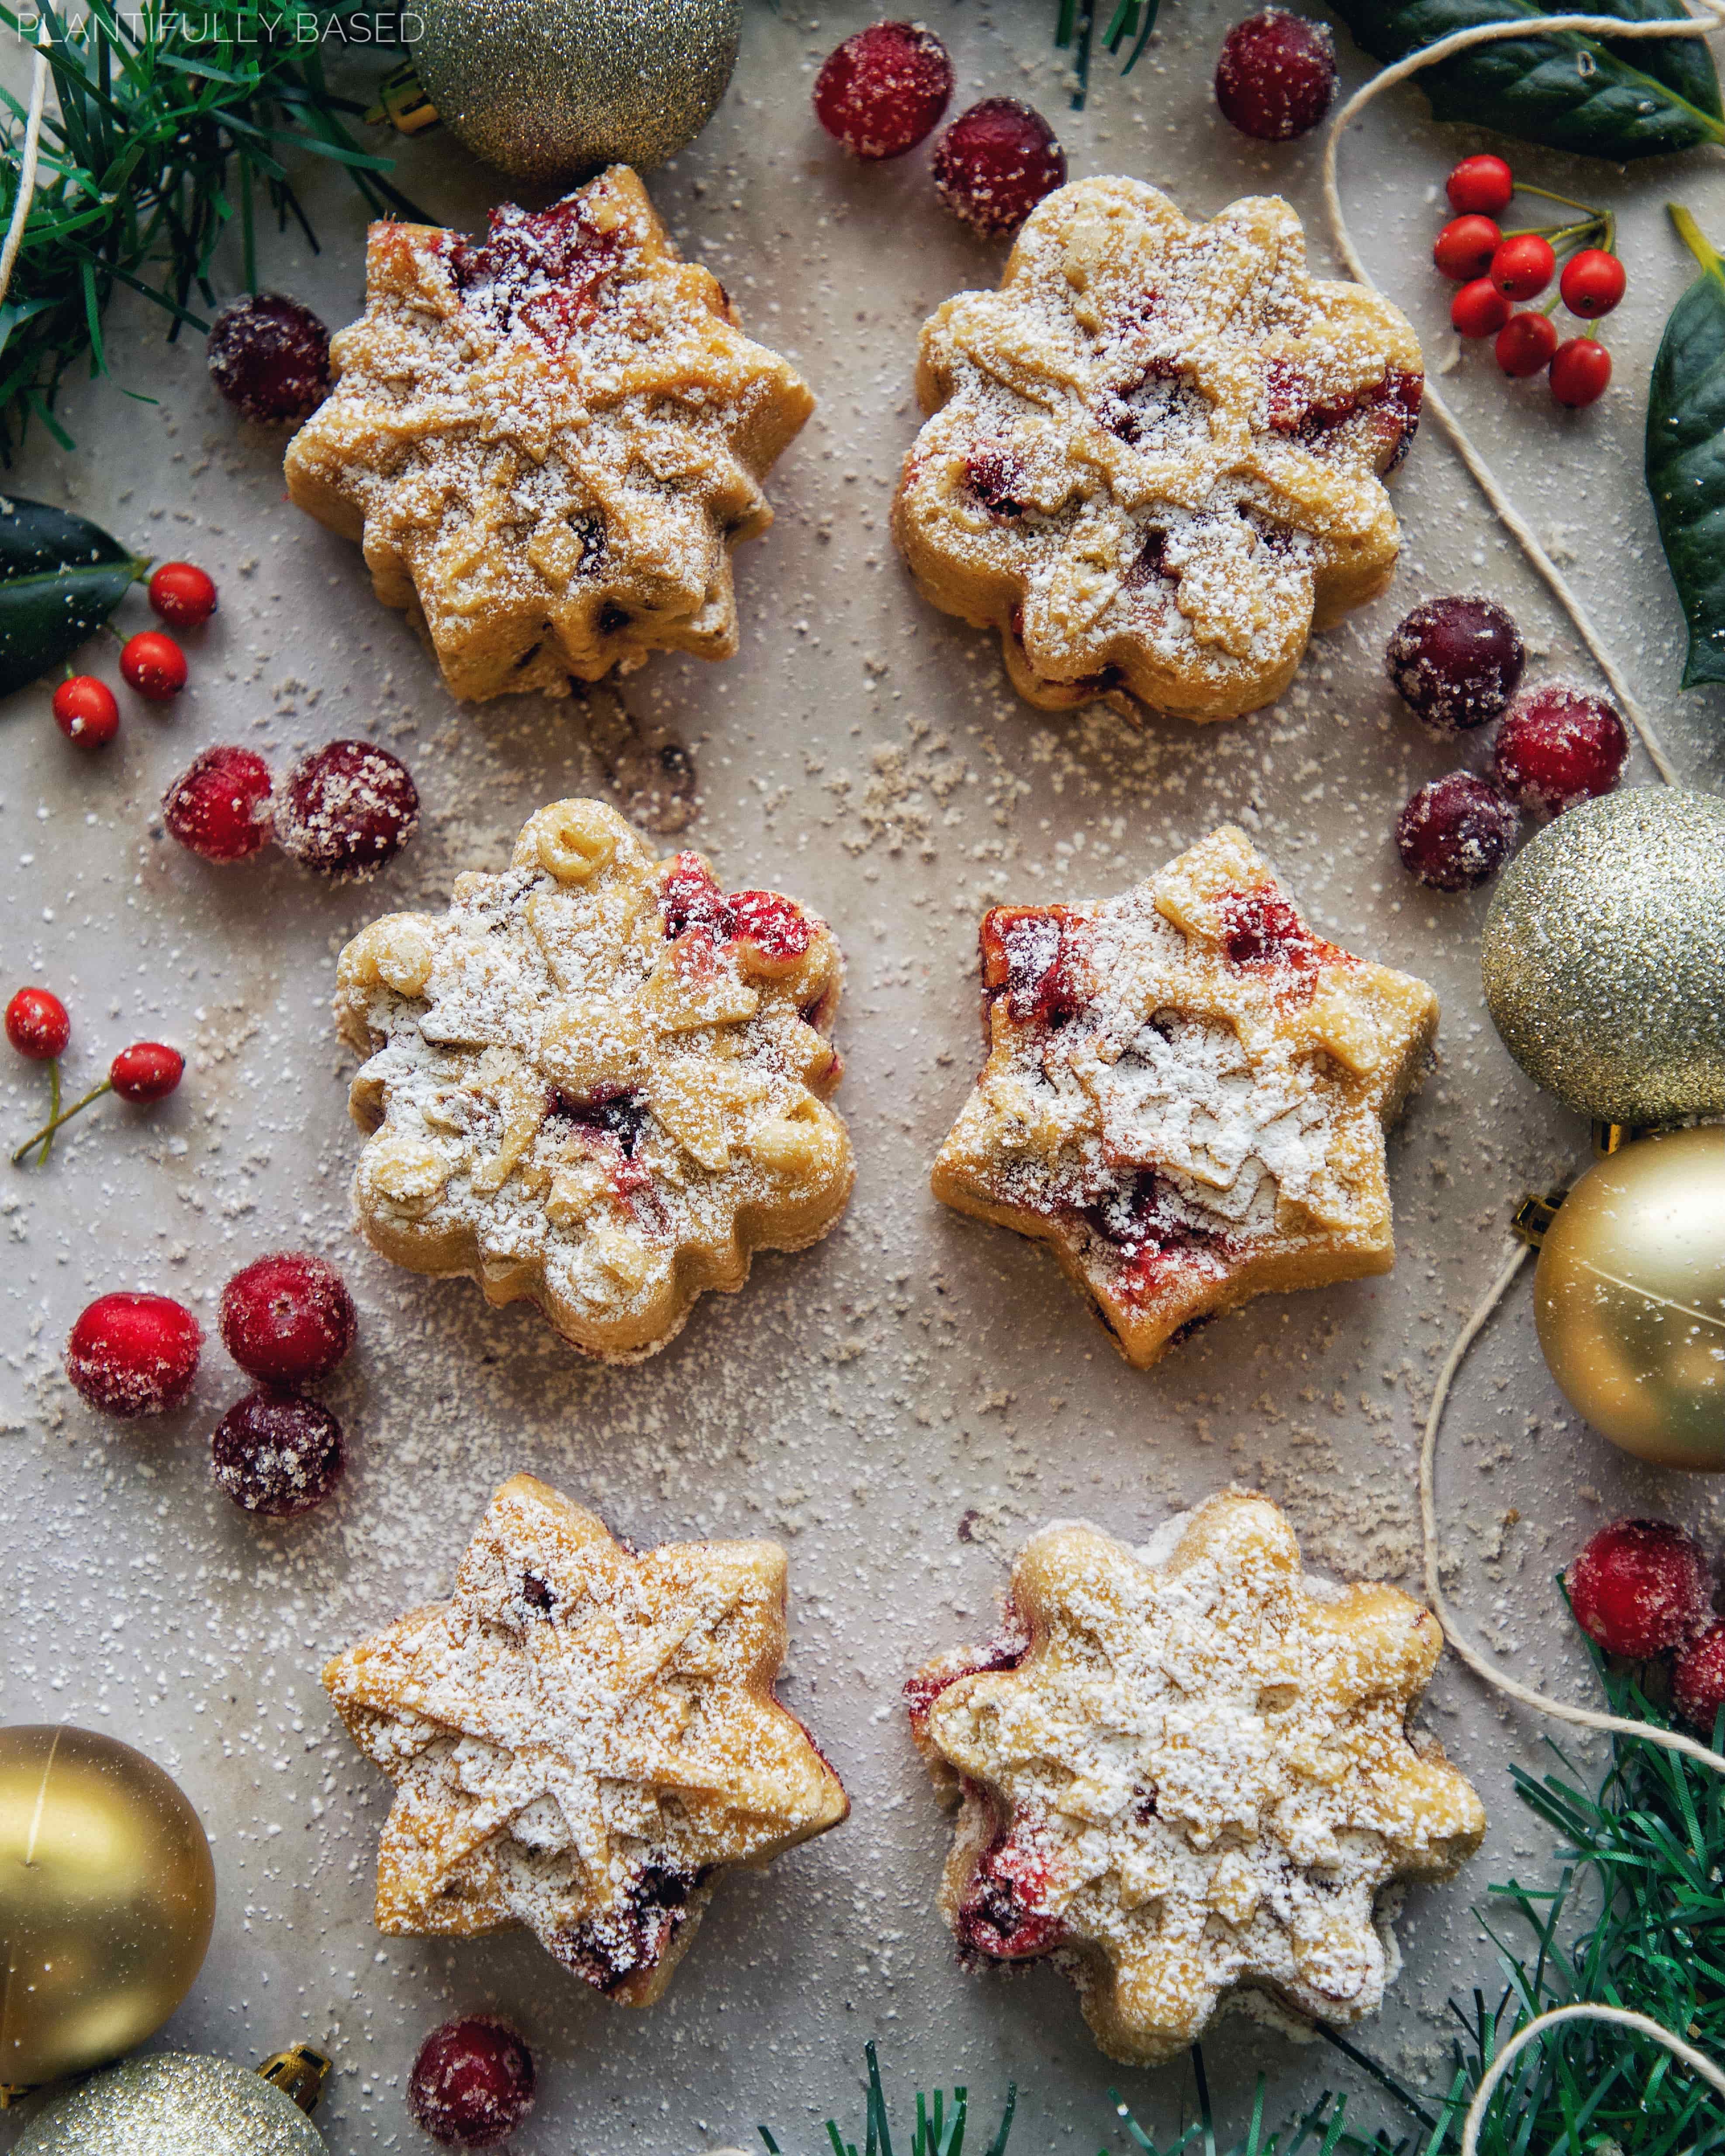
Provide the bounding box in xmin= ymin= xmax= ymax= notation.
xmin=1433 ymin=215 xmax=1500 ymax=282
xmin=6 ymin=986 xmax=70 ymax=1061
xmin=1450 ymin=278 xmax=1510 ymax=340
xmin=147 ymin=561 xmax=218 ymax=629
xmin=220 ymin=1251 xmax=356 ymax=1386
xmin=1214 ymin=9 xmax=1336 ymax=139
xmin=1549 ymin=335 xmax=1611 ymax=409
xmin=120 ymin=630 xmax=187 ymax=703
xmin=1386 ymin=595 xmax=1524 ymax=731
xmin=1559 ymin=247 xmax=1625 ymax=320
xmin=162 ymin=745 xmax=275 ymax=864
xmin=1490 ymin=684 xmax=1628 ymax=815
xmin=1446 ymin=153 xmax=1514 ymax=218
xmin=1567 ymin=1519 xmax=1708 ymax=1660
xmin=211 ymin=1390 xmax=344 ymax=1518
xmin=109 ymin=1041 xmax=185 ymax=1105
xmin=408 ymin=2017 xmax=536 ymax=2150
xmin=1496 ymin=309 xmax=1559 ymax=379
xmin=52 ymin=675 xmax=119 ymax=746
xmin=207 ymin=292 xmax=332 ymax=425
xmin=1394 ymin=772 xmax=1520 ymax=890
xmin=932 ymin=99 xmax=1066 ymax=238
xmin=1490 ymin=232 xmax=1556 ymax=301
xmin=66 ymin=1292 xmax=201 ymax=1418
xmin=274 ymin=739 xmax=419 ymax=881
xmin=1674 ymin=1621 xmax=1725 ymax=1734
xmin=813 ymin=20 xmax=954 ymax=159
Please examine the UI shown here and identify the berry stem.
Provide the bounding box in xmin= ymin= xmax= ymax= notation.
xmin=1670 ymin=201 xmax=1724 ymax=281
xmin=12 ymin=1074 xmax=110 ymax=1166
xmin=1516 ymin=181 xmax=1600 ymax=216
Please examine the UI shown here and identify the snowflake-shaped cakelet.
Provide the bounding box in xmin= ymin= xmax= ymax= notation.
xmin=892 ymin=177 xmax=1422 ymax=725
xmin=283 ymin=166 xmax=814 ymax=702
xmin=931 ymin=826 xmax=1437 ymax=1367
xmin=907 ymin=1489 xmax=1485 ymax=2064
xmin=336 ymin=798 xmax=854 ymax=1362
xmin=325 ymin=1474 xmax=849 ymax=2002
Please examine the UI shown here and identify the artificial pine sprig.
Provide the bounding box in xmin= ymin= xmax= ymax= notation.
xmin=1053 ymin=0 xmax=1164 ymax=110
xmin=761 ymin=2041 xmax=1017 ymax=2156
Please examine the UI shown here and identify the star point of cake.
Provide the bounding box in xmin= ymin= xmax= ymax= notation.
xmin=325 ymin=1474 xmax=849 ymax=2003
xmin=908 ymin=1489 xmax=1485 ymax=2064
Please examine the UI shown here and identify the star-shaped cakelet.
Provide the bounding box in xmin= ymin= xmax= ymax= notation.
xmin=908 ymin=1490 xmax=1485 ymax=2064
xmin=931 ymin=826 xmax=1437 ymax=1367
xmin=284 ymin=165 xmax=813 ymax=702
xmin=325 ymin=1475 xmax=849 ymax=2004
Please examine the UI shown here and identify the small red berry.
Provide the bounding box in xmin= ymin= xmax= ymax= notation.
xmin=813 ymin=20 xmax=954 ymax=159
xmin=211 ymin=1390 xmax=345 ymax=1518
xmin=1450 ymin=278 xmax=1511 ymax=340
xmin=6 ymin=987 xmax=70 ymax=1061
xmin=220 ymin=1251 xmax=356 ymax=1386
xmin=207 ymin=292 xmax=332 ymax=425
xmin=1496 ymin=310 xmax=1559 ymax=379
xmin=109 ymin=1041 xmax=185 ymax=1105
xmin=408 ymin=2017 xmax=537 ymax=2149
xmin=1214 ymin=8 xmax=1337 ymax=140
xmin=52 ymin=675 xmax=120 ymax=746
xmin=1490 ymin=684 xmax=1628 ymax=815
xmin=1490 ymin=232 xmax=1556 ymax=301
xmin=1433 ymin=215 xmax=1501 ymax=282
xmin=1446 ymin=153 xmax=1514 ymax=218
xmin=1549 ymin=335 xmax=1612 ymax=409
xmin=1559 ymin=247 xmax=1625 ymax=320
xmin=1394 ymin=772 xmax=1520 ymax=890
xmin=1386 ymin=595 xmax=1524 ymax=731
xmin=162 ymin=746 xmax=275 ymax=864
xmin=273 ymin=739 xmax=419 ymax=881
xmin=66 ymin=1292 xmax=202 ymax=1418
xmin=931 ymin=99 xmax=1067 ymax=238
xmin=1567 ymin=1519 xmax=1708 ymax=1661
xmin=147 ymin=561 xmax=218 ymax=629
xmin=119 ymin=630 xmax=187 ymax=703
xmin=1674 ymin=1621 xmax=1725 ymax=1734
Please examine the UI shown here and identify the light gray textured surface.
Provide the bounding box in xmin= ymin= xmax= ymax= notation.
xmin=3 ymin=3 xmax=1725 ymax=2149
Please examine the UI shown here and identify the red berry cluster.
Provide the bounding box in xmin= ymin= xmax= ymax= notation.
xmin=52 ymin=562 xmax=217 ymax=751
xmin=162 ymin=737 xmax=419 ymax=881
xmin=1431 ymin=156 xmax=1619 ymax=408
xmin=1568 ymin=1519 xmax=1725 ymax=1736
xmin=1385 ymin=595 xmax=1628 ymax=890
xmin=813 ymin=21 xmax=1065 ymax=238
xmin=6 ymin=985 xmax=183 ymax=1165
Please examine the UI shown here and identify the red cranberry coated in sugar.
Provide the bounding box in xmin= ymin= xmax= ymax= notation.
xmin=220 ymin=1251 xmax=356 ymax=1386
xmin=1386 ymin=595 xmax=1524 ymax=732
xmin=1490 ymin=684 xmax=1627 ymax=815
xmin=1394 ymin=772 xmax=1519 ymax=891
xmin=211 ymin=1389 xmax=344 ymax=1518
xmin=408 ymin=2017 xmax=537 ymax=2149
xmin=1214 ymin=10 xmax=1337 ymax=141
xmin=274 ymin=739 xmax=419 ymax=881
xmin=1674 ymin=1621 xmax=1725 ymax=1734
xmin=6 ymin=986 xmax=69 ymax=1061
xmin=207 ymin=292 xmax=332 ymax=425
xmin=162 ymin=746 xmax=275 ymax=864
xmin=933 ymin=99 xmax=1066 ymax=237
xmin=813 ymin=20 xmax=954 ymax=159
xmin=66 ymin=1292 xmax=201 ymax=1418
xmin=1567 ymin=1518 xmax=1709 ymax=1661
xmin=52 ymin=675 xmax=119 ymax=746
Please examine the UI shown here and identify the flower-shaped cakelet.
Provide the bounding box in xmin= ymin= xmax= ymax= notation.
xmin=892 ymin=177 xmax=1423 ymax=724
xmin=326 ymin=1474 xmax=849 ymax=2002
xmin=907 ymin=1489 xmax=1485 ymax=2064
xmin=932 ymin=826 xmax=1437 ymax=1366
xmin=336 ymin=800 xmax=854 ymax=1361
xmin=284 ymin=166 xmax=814 ymax=702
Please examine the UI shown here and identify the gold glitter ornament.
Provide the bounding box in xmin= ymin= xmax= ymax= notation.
xmin=0 ymin=1727 xmax=215 ymax=2092
xmin=1481 ymin=788 xmax=1725 ymax=1127
xmin=402 ymin=0 xmax=742 ymax=184
xmin=1533 ymin=1126 xmax=1725 ymax=1471
xmin=14 ymin=2050 xmax=328 ymax=2154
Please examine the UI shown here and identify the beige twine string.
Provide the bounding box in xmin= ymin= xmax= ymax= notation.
xmin=0 ymin=20 xmax=51 ymax=314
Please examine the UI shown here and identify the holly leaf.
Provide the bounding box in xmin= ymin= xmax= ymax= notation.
xmin=1647 ymin=206 xmax=1725 ymax=688
xmin=0 ymin=494 xmax=145 ymax=699
xmin=1327 ymin=0 xmax=1725 ymax=160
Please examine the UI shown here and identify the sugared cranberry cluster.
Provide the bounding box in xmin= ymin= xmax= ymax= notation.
xmin=6 ymin=985 xmax=183 ymax=1165
xmin=162 ymin=737 xmax=418 ymax=880
xmin=1567 ymin=1518 xmax=1725 ymax=1736
xmin=1432 ymin=156 xmax=1618 ymax=408
xmin=51 ymin=560 xmax=219 ymax=750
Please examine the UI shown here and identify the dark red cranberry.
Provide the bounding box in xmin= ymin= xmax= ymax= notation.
xmin=407 ymin=2016 xmax=536 ymax=2150
xmin=1674 ymin=1621 xmax=1725 ymax=1734
xmin=110 ymin=1042 xmax=184 ymax=1104
xmin=162 ymin=746 xmax=275 ymax=864
xmin=274 ymin=740 xmax=418 ymax=881
xmin=1567 ymin=1519 xmax=1708 ymax=1661
xmin=932 ymin=99 xmax=1066 ymax=238
xmin=211 ymin=1390 xmax=344 ymax=1519
xmin=1086 ymin=1173 xmax=1215 ymax=1296
xmin=966 ymin=448 xmax=1030 ymax=517
xmin=955 ymin=1825 xmax=1064 ymax=1959
xmin=551 ymin=1863 xmax=706 ymax=1991
xmin=1489 ymin=684 xmax=1628 ymax=816
xmin=551 ymin=1087 xmax=652 ymax=1157
xmin=451 ymin=198 xmax=621 ymax=342
xmin=979 ymin=906 xmax=1090 ymax=1026
xmin=1386 ymin=596 xmax=1524 ymax=731
xmin=1219 ymin=888 xmax=1336 ymax=970
xmin=1394 ymin=773 xmax=1519 ymax=891
xmin=1214 ymin=10 xmax=1337 ymax=141
xmin=814 ymin=20 xmax=954 ymax=159
xmin=6 ymin=986 xmax=69 ymax=1061
xmin=207 ymin=293 xmax=332 ymax=425
xmin=219 ymin=1251 xmax=357 ymax=1386
xmin=66 ymin=1292 xmax=201 ymax=1418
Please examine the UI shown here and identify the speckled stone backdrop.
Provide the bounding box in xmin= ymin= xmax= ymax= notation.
xmin=3 ymin=3 xmax=1725 ymax=2149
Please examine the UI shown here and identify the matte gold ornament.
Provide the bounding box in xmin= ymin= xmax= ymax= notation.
xmin=1533 ymin=1126 xmax=1725 ymax=1470
xmin=1481 ymin=788 xmax=1725 ymax=1127
xmin=0 ymin=1727 xmax=215 ymax=2092
xmin=14 ymin=2049 xmax=328 ymax=2154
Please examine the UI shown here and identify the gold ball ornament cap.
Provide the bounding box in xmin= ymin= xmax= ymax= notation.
xmin=0 ymin=1727 xmax=215 ymax=2090
xmin=14 ymin=2053 xmax=325 ymax=2154
xmin=1534 ymin=1125 xmax=1725 ymax=1470
xmin=1481 ymin=787 xmax=1725 ymax=1128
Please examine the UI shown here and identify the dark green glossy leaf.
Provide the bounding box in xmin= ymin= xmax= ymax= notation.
xmin=0 ymin=493 xmax=142 ymax=698
xmin=1327 ymin=0 xmax=1725 ymax=160
xmin=1647 ymin=207 xmax=1725 ymax=688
